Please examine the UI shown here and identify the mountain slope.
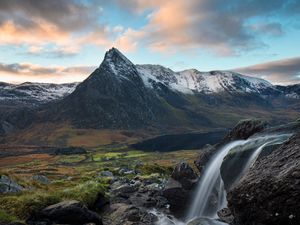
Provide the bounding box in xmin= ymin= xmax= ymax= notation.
xmin=0 ymin=82 xmax=78 ymax=106
xmin=136 ymin=65 xmax=277 ymax=95
xmin=1 ymin=48 xmax=300 ymax=144
xmin=40 ymin=48 xmax=299 ymax=131
xmin=47 ymin=48 xmax=171 ymax=129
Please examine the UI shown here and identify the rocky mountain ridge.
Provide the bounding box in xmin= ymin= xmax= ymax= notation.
xmin=0 ymin=82 xmax=78 ymax=106
xmin=0 ymin=48 xmax=300 ymax=137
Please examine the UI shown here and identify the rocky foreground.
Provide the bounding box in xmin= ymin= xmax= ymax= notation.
xmin=1 ymin=119 xmax=299 ymax=225
xmin=227 ymin=131 xmax=300 ymax=225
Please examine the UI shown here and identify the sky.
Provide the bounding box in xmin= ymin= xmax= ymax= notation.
xmin=0 ymin=0 xmax=300 ymax=85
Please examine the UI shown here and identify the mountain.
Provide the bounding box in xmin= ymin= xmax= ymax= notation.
xmin=1 ymin=48 xmax=300 ymax=144
xmin=0 ymin=82 xmax=78 ymax=107
xmin=136 ymin=65 xmax=277 ymax=95
xmin=43 ymin=48 xmax=299 ymax=129
xmin=46 ymin=48 xmax=171 ymax=129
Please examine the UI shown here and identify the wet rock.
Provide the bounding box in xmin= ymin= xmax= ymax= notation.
xmin=217 ymin=208 xmax=234 ymax=224
xmin=0 ymin=175 xmax=23 ymax=194
xmin=171 ymin=162 xmax=198 ymax=190
xmin=104 ymin=203 xmax=158 ymax=225
xmin=228 ymin=133 xmax=300 ymax=225
xmin=38 ymin=200 xmax=102 ymax=225
xmin=32 ymin=175 xmax=50 ymax=184
xmin=194 ymin=119 xmax=267 ymax=174
xmin=194 ymin=145 xmax=216 ymax=173
xmin=162 ymin=178 xmax=191 ymax=217
xmin=223 ymin=119 xmax=268 ymax=142
xmin=187 ymin=217 xmax=226 ymax=225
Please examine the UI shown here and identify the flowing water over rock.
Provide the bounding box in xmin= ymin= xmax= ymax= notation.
xmin=157 ymin=133 xmax=292 ymax=225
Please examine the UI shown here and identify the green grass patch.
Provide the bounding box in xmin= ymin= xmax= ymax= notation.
xmin=137 ymin=163 xmax=173 ymax=175
xmin=0 ymin=180 xmax=108 ymax=220
xmin=0 ymin=209 xmax=18 ymax=223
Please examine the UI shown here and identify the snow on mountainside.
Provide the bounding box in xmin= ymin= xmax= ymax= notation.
xmin=0 ymin=82 xmax=78 ymax=105
xmin=136 ymin=64 xmax=274 ymax=95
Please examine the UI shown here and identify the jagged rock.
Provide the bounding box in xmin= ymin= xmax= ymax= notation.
xmin=171 ymin=162 xmax=198 ymax=189
xmin=0 ymin=175 xmax=23 ymax=194
xmin=227 ymin=133 xmax=300 ymax=225
xmin=38 ymin=200 xmax=102 ymax=225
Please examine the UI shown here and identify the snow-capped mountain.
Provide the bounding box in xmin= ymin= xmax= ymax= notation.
xmin=0 ymin=82 xmax=78 ymax=106
xmin=0 ymin=47 xmax=299 ymax=134
xmin=136 ymin=65 xmax=275 ymax=95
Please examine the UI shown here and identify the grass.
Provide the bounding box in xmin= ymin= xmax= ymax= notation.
xmin=0 ymin=180 xmax=108 ymax=220
xmin=3 ymin=122 xmax=152 ymax=147
xmin=0 ymin=142 xmax=200 ymax=222
xmin=0 ymin=209 xmax=18 ymax=223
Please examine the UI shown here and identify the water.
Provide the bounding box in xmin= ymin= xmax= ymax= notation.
xmin=156 ymin=133 xmax=291 ymax=225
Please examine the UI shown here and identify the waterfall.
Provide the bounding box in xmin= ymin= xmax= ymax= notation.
xmin=185 ymin=133 xmax=291 ymax=223
xmin=156 ymin=133 xmax=291 ymax=225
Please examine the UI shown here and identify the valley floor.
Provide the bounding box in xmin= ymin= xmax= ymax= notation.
xmin=0 ymin=144 xmax=199 ymax=224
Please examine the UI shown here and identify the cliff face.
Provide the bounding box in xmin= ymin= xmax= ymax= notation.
xmin=227 ymin=132 xmax=300 ymax=225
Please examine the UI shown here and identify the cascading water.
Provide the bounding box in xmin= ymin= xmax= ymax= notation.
xmin=156 ymin=133 xmax=292 ymax=225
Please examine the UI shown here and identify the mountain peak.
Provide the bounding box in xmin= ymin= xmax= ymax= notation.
xmin=103 ymin=47 xmax=133 ymax=65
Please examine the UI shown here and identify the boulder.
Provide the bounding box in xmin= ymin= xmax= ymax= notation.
xmin=162 ymin=178 xmax=192 ymax=217
xmin=0 ymin=175 xmax=23 ymax=194
xmin=104 ymin=203 xmax=158 ymax=225
xmin=99 ymin=171 xmax=114 ymax=178
xmin=171 ymin=162 xmax=198 ymax=189
xmin=222 ymin=119 xmax=268 ymax=143
xmin=32 ymin=175 xmax=50 ymax=184
xmin=39 ymin=200 xmax=102 ymax=225
xmin=227 ymin=133 xmax=300 ymax=225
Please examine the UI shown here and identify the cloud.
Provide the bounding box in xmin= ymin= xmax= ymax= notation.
xmin=0 ymin=0 xmax=118 ymax=56
xmin=115 ymin=0 xmax=300 ymax=55
xmin=0 ymin=62 xmax=96 ymax=83
xmin=250 ymin=23 xmax=284 ymax=37
xmin=0 ymin=0 xmax=101 ymax=32
xmin=233 ymin=57 xmax=300 ymax=85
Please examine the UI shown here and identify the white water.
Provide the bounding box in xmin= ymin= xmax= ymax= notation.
xmin=156 ymin=133 xmax=291 ymax=225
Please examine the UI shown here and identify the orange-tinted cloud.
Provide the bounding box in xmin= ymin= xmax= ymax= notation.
xmin=115 ymin=0 xmax=300 ymax=55
xmin=0 ymin=62 xmax=95 ymax=83
xmin=233 ymin=57 xmax=300 ymax=85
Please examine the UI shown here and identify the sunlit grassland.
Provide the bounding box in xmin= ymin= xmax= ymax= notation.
xmin=0 ymin=144 xmax=199 ymax=222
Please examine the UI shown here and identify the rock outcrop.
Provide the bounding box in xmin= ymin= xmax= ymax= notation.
xmin=163 ymin=162 xmax=198 ymax=217
xmin=194 ymin=119 xmax=268 ymax=174
xmin=29 ymin=200 xmax=102 ymax=225
xmin=171 ymin=162 xmax=198 ymax=189
xmin=0 ymin=175 xmax=23 ymax=194
xmin=222 ymin=119 xmax=268 ymax=143
xmin=227 ymin=133 xmax=300 ymax=225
